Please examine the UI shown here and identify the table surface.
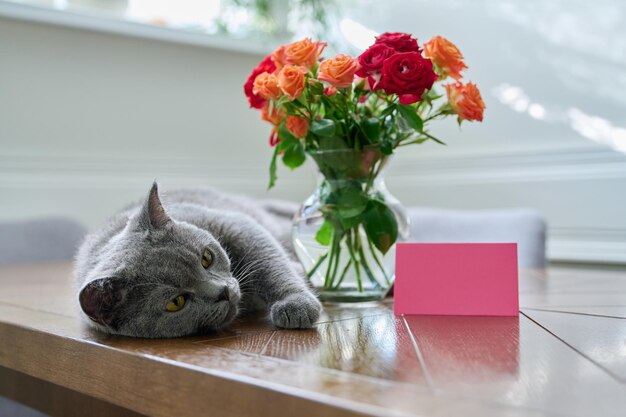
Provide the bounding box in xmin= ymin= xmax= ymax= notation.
xmin=0 ymin=262 xmax=625 ymax=417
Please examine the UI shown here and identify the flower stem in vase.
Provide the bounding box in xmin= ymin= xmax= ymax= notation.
xmin=355 ymin=230 xmax=381 ymax=289
xmin=366 ymin=236 xmax=391 ymax=286
xmin=345 ymin=230 xmax=363 ymax=292
xmin=333 ymin=256 xmax=352 ymax=290
xmin=306 ymin=252 xmax=328 ymax=279
xmin=323 ymin=233 xmax=338 ymax=288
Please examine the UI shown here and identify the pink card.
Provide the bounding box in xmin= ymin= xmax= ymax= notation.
xmin=394 ymin=243 xmax=519 ymax=316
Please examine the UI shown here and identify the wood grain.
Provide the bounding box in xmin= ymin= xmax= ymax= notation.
xmin=1 ymin=262 xmax=626 ymax=417
xmin=0 ymin=366 xmax=145 ymax=417
xmin=523 ymin=309 xmax=626 ymax=382
xmin=405 ymin=313 xmax=626 ymax=417
xmin=524 ymin=306 xmax=626 ymax=319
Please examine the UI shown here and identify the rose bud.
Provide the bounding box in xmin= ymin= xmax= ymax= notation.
xmin=269 ymin=128 xmax=281 ymax=147
xmin=423 ymin=36 xmax=467 ymax=80
xmin=324 ymin=86 xmax=337 ymax=96
xmin=445 ymin=82 xmax=485 ymax=122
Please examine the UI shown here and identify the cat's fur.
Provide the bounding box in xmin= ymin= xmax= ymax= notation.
xmin=74 ymin=183 xmax=321 ymax=338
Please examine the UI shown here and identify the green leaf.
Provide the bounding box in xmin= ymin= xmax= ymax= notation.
xmin=361 ymin=118 xmax=381 ymax=142
xmin=310 ymin=119 xmax=336 ymax=137
xmin=314 ymin=220 xmax=334 ymax=246
xmin=380 ymin=103 xmax=397 ymax=119
xmin=430 ymin=136 xmax=447 ymax=145
xmin=422 ymin=132 xmax=447 ymax=146
xmin=309 ymin=80 xmax=324 ymax=96
xmin=282 ymin=142 xmax=305 ymax=169
xmin=422 ymin=89 xmax=443 ymax=104
xmin=380 ymin=141 xmax=393 ymax=155
xmin=281 ymin=101 xmax=300 ymax=114
xmin=268 ymin=146 xmax=279 ymax=189
xmin=318 ymin=136 xmax=348 ymax=151
xmin=362 ymin=200 xmax=398 ymax=255
xmin=398 ymin=105 xmax=424 ymax=131
xmin=277 ymin=122 xmax=299 ymax=146
xmin=339 ymin=214 xmax=362 ymax=229
xmin=336 ymin=187 xmax=368 ymax=219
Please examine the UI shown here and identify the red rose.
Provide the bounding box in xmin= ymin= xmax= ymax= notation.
xmin=374 ymin=32 xmax=421 ymax=53
xmin=356 ymin=44 xmax=395 ymax=88
xmin=244 ymin=55 xmax=276 ymax=109
xmin=378 ymin=52 xmax=438 ymax=104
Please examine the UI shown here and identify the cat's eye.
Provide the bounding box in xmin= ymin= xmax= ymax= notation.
xmin=165 ymin=295 xmax=186 ymax=312
xmin=201 ymin=248 xmax=213 ymax=269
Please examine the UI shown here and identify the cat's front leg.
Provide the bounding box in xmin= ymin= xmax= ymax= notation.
xmin=217 ymin=214 xmax=322 ymax=329
xmin=251 ymin=254 xmax=321 ymax=329
xmin=269 ymin=286 xmax=321 ymax=329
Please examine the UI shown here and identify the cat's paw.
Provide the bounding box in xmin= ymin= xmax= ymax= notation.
xmin=270 ymin=292 xmax=322 ymax=329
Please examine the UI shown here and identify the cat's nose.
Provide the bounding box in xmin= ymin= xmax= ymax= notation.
xmin=217 ymin=286 xmax=229 ymax=302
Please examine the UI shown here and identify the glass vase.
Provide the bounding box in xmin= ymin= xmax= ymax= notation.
xmin=292 ymin=148 xmax=410 ymax=302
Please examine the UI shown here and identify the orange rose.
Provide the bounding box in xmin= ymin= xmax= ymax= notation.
xmin=423 ymin=36 xmax=467 ymax=80
xmin=261 ymin=103 xmax=284 ymax=126
xmin=272 ymin=45 xmax=287 ymax=70
xmin=285 ymin=38 xmax=326 ymax=67
xmin=277 ymin=65 xmax=306 ymax=101
xmin=252 ymin=72 xmax=281 ymax=100
xmin=318 ymin=54 xmax=359 ymax=88
xmin=445 ymin=82 xmax=485 ymax=122
xmin=286 ymin=115 xmax=309 ymax=138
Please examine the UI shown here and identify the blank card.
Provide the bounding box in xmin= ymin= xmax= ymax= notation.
xmin=394 ymin=243 xmax=519 ymax=316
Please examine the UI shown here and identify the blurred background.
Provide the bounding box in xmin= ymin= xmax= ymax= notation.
xmin=1 ymin=0 xmax=625 ymax=266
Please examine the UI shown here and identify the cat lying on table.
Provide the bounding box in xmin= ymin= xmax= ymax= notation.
xmin=74 ymin=182 xmax=321 ymax=338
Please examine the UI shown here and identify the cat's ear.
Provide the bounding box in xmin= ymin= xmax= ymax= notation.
xmin=136 ymin=182 xmax=171 ymax=231
xmin=79 ymin=277 xmax=126 ymax=328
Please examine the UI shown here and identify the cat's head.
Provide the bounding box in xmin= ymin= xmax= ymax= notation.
xmin=78 ymin=183 xmax=241 ymax=338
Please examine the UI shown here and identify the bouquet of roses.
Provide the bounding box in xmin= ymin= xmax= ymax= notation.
xmin=244 ymin=32 xmax=485 ymax=296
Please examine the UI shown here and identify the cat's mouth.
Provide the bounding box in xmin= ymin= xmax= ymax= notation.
xmin=223 ymin=302 xmax=238 ymax=323
xmin=197 ymin=302 xmax=238 ymax=334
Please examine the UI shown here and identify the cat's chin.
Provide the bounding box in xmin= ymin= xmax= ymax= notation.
xmin=197 ymin=303 xmax=238 ymax=334
xmin=220 ymin=301 xmax=239 ymax=326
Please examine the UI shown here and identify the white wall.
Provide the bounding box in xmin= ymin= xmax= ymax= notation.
xmin=0 ymin=15 xmax=315 ymax=226
xmin=1 ymin=12 xmax=626 ymax=264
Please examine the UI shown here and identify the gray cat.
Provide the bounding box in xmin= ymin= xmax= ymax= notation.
xmin=74 ymin=183 xmax=321 ymax=338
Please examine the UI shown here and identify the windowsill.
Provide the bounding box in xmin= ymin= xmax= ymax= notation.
xmin=0 ymin=1 xmax=277 ymax=55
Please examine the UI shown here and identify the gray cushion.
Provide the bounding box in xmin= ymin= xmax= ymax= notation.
xmin=407 ymin=207 xmax=547 ymax=268
xmin=0 ymin=217 xmax=86 ymax=265
xmin=260 ymin=200 xmax=547 ymax=268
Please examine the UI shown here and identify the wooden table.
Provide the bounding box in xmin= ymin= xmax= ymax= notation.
xmin=1 ymin=262 xmax=625 ymax=417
